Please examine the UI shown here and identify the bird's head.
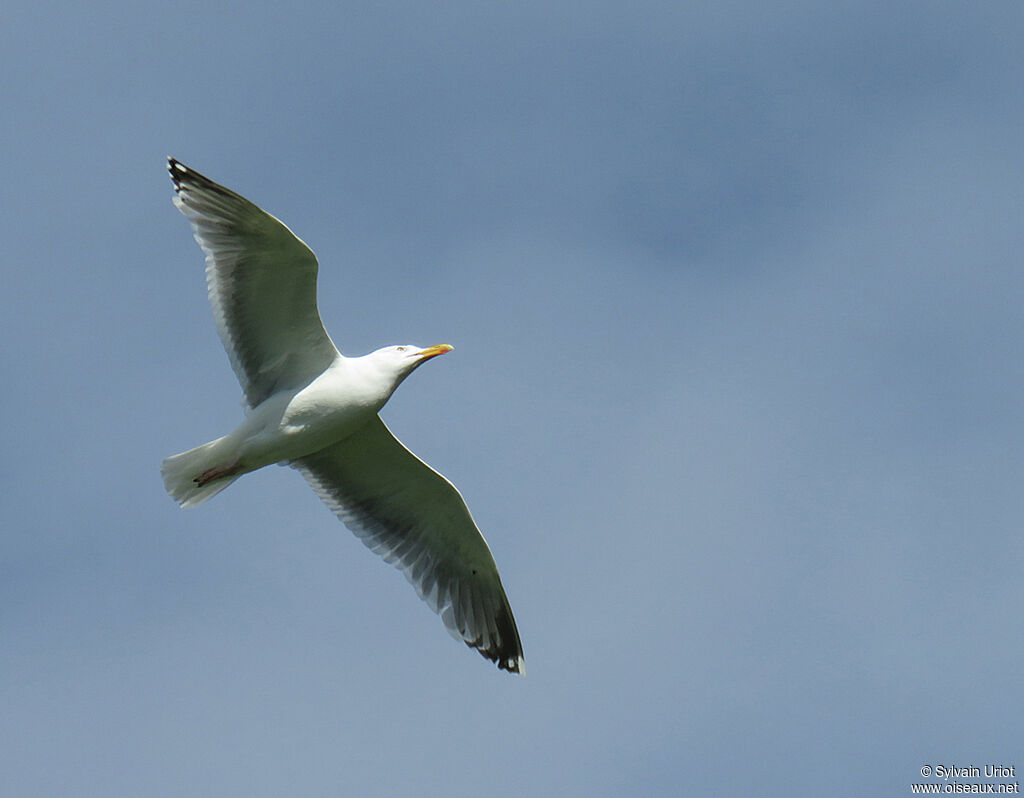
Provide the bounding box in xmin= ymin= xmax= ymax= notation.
xmin=367 ymin=343 xmax=454 ymax=394
xmin=390 ymin=343 xmax=453 ymax=371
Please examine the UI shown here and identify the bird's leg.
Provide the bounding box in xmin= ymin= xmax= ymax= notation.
xmin=194 ymin=459 xmax=241 ymax=487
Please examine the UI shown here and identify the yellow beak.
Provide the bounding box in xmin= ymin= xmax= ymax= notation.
xmin=419 ymin=343 xmax=454 ymax=360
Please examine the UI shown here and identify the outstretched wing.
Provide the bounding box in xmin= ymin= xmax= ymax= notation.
xmin=169 ymin=158 xmax=340 ymax=407
xmin=293 ymin=417 xmax=525 ymax=674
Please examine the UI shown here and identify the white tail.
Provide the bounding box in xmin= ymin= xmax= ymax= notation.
xmin=161 ymin=436 xmax=241 ymax=508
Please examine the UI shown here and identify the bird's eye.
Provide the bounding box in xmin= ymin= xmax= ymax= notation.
xmin=396 ymin=346 xmax=406 ymax=352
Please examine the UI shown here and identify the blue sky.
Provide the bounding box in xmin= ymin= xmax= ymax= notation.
xmin=3 ymin=2 xmax=1023 ymax=795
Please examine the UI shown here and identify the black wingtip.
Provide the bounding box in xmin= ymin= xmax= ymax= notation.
xmin=165 ymin=158 xmax=243 ymax=203
xmin=477 ymin=603 xmax=525 ymax=675
xmin=167 ymin=157 xmax=187 ymax=192
xmin=502 ymin=656 xmax=526 ymax=676
xmin=479 ymin=646 xmax=525 ymax=675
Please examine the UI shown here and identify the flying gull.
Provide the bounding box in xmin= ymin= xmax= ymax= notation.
xmin=161 ymin=159 xmax=524 ymax=674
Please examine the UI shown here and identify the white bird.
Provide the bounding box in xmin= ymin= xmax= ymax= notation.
xmin=161 ymin=159 xmax=524 ymax=674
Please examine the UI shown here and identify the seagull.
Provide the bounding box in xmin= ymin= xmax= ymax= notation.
xmin=161 ymin=158 xmax=524 ymax=674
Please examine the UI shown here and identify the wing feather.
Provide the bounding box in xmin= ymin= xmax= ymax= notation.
xmin=293 ymin=417 xmax=525 ymax=674
xmin=168 ymin=158 xmax=339 ymax=406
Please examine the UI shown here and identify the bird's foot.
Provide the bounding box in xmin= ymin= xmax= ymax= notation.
xmin=194 ymin=461 xmax=240 ymax=487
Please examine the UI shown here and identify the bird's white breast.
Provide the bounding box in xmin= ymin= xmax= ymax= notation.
xmin=235 ymin=360 xmax=389 ymax=468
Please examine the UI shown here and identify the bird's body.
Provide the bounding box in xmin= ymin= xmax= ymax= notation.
xmin=164 ymin=346 xmax=445 ymax=504
xmin=161 ymin=159 xmax=524 ymax=674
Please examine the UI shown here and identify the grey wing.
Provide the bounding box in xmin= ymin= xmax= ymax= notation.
xmin=169 ymin=159 xmax=340 ymax=407
xmin=293 ymin=417 xmax=525 ymax=674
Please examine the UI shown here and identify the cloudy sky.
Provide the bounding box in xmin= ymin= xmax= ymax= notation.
xmin=3 ymin=2 xmax=1022 ymax=795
